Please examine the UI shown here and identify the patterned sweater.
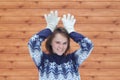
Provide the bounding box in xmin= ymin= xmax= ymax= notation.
xmin=28 ymin=28 xmax=94 ymax=80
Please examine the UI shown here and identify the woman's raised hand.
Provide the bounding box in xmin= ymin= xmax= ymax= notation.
xmin=62 ymin=14 xmax=76 ymax=33
xmin=44 ymin=10 xmax=60 ymax=32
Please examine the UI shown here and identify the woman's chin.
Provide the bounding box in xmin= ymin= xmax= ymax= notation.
xmin=56 ymin=52 xmax=64 ymax=56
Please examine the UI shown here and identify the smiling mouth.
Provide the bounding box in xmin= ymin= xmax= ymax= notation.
xmin=57 ymin=48 xmax=62 ymax=51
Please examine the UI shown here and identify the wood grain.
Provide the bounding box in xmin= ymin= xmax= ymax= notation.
xmin=0 ymin=16 xmax=120 ymax=24
xmin=0 ymin=0 xmax=120 ymax=80
xmin=0 ymin=24 xmax=119 ymax=31
xmin=0 ymin=9 xmax=120 ymax=17
xmin=0 ymin=2 xmax=120 ymax=9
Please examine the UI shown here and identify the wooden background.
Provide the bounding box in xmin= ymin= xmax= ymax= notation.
xmin=0 ymin=0 xmax=120 ymax=80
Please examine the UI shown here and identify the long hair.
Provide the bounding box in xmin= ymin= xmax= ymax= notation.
xmin=45 ymin=27 xmax=70 ymax=55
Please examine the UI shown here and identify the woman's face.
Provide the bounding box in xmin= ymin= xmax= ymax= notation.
xmin=51 ymin=33 xmax=68 ymax=56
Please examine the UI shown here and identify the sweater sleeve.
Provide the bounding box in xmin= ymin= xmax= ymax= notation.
xmin=69 ymin=32 xmax=94 ymax=67
xmin=28 ymin=28 xmax=52 ymax=67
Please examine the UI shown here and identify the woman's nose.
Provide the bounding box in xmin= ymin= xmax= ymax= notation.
xmin=58 ymin=44 xmax=63 ymax=48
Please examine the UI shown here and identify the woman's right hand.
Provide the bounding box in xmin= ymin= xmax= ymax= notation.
xmin=44 ymin=10 xmax=60 ymax=32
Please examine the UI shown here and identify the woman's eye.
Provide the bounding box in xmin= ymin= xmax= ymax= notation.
xmin=56 ymin=41 xmax=60 ymax=44
xmin=55 ymin=41 xmax=67 ymax=45
xmin=63 ymin=42 xmax=67 ymax=45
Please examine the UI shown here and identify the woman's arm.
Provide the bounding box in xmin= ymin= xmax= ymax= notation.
xmin=62 ymin=13 xmax=94 ymax=67
xmin=28 ymin=10 xmax=60 ymax=68
xmin=28 ymin=29 xmax=52 ymax=67
xmin=70 ymin=32 xmax=94 ymax=67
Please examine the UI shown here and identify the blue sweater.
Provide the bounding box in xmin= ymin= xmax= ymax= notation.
xmin=28 ymin=28 xmax=94 ymax=80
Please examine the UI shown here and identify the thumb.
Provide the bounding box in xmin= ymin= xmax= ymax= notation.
xmin=72 ymin=19 xmax=76 ymax=24
xmin=44 ymin=14 xmax=47 ymax=21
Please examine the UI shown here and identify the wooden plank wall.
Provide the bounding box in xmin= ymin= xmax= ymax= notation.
xmin=0 ymin=0 xmax=120 ymax=80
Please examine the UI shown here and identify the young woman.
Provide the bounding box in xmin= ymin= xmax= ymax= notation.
xmin=28 ymin=11 xmax=94 ymax=80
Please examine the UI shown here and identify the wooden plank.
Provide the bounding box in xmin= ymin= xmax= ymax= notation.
xmin=0 ymin=69 xmax=119 ymax=76
xmin=0 ymin=53 xmax=32 ymax=61
xmin=76 ymin=24 xmax=120 ymax=32
xmin=0 ymin=39 xmax=28 ymax=46
xmin=0 ymin=16 xmax=44 ymax=24
xmin=76 ymin=16 xmax=120 ymax=24
xmin=0 ymin=76 xmax=38 ymax=80
xmin=0 ymin=61 xmax=119 ymax=69
xmin=0 ymin=31 xmax=33 ymax=39
xmin=0 ymin=9 xmax=120 ymax=17
xmin=0 ymin=24 xmax=45 ymax=32
xmin=0 ymin=38 xmax=120 ymax=46
xmin=0 ymin=46 xmax=28 ymax=54
xmin=81 ymin=61 xmax=120 ymax=69
xmin=6 ymin=76 xmax=38 ymax=80
xmin=92 ymin=46 xmax=120 ymax=54
xmin=0 ymin=76 xmax=120 ymax=80
xmin=0 ymin=2 xmax=120 ymax=9
xmin=81 ymin=76 xmax=120 ymax=80
xmin=81 ymin=31 xmax=120 ymax=39
xmin=0 ymin=46 xmax=120 ymax=54
xmin=0 ymin=69 xmax=38 ymax=76
xmin=0 ymin=31 xmax=120 ymax=39
xmin=0 ymin=24 xmax=119 ymax=32
xmin=0 ymin=77 xmax=4 ymax=80
xmin=0 ymin=53 xmax=119 ymax=61
xmin=0 ymin=0 xmax=120 ymax=1
xmin=79 ymin=69 xmax=120 ymax=76
xmin=92 ymin=39 xmax=120 ymax=46
xmin=0 ymin=61 xmax=35 ymax=69
xmin=0 ymin=16 xmax=120 ymax=24
xmin=88 ymin=53 xmax=120 ymax=61
xmin=68 ymin=46 xmax=120 ymax=54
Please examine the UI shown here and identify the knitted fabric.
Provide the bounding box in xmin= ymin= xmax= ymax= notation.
xmin=28 ymin=29 xmax=94 ymax=80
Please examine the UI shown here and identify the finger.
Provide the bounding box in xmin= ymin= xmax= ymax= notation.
xmin=54 ymin=10 xmax=58 ymax=17
xmin=73 ymin=19 xmax=76 ymax=24
xmin=67 ymin=13 xmax=71 ymax=20
xmin=44 ymin=14 xmax=47 ymax=20
xmin=71 ymin=15 xmax=74 ymax=21
xmin=63 ymin=14 xmax=67 ymax=19
xmin=50 ymin=11 xmax=54 ymax=14
xmin=50 ymin=11 xmax=54 ymax=16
